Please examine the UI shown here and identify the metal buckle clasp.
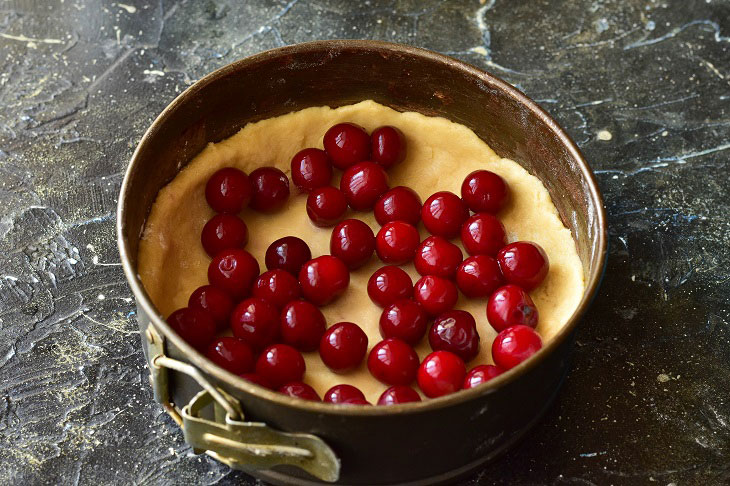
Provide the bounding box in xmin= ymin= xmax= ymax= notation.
xmin=144 ymin=324 xmax=340 ymax=482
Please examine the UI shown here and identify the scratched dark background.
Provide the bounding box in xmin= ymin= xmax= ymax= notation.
xmin=1 ymin=0 xmax=729 ymax=484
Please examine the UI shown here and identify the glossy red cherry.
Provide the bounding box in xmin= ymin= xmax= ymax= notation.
xmin=240 ymin=373 xmax=274 ymax=389
xmin=374 ymin=186 xmax=421 ymax=226
xmin=486 ymin=284 xmax=539 ymax=332
xmin=497 ymin=241 xmax=549 ymax=290
xmin=252 ymin=269 xmax=301 ymax=309
xmin=265 ymin=236 xmax=312 ymax=276
xmin=463 ymin=365 xmax=503 ymax=389
xmin=371 ymin=126 xmax=407 ymax=169
xmin=255 ymin=344 xmax=306 ymax=389
xmin=455 ymin=255 xmax=505 ymax=299
xmin=290 ymin=148 xmax=333 ymax=191
xmin=319 ymin=322 xmax=368 ymax=372
xmin=298 ymin=256 xmax=350 ymax=306
xmin=306 ymin=186 xmax=348 ymax=227
xmin=414 ymin=236 xmax=463 ymax=278
xmin=377 ymin=385 xmax=421 ymax=405
xmin=417 ymin=351 xmax=466 ymax=398
xmin=278 ymin=382 xmax=321 ymax=401
xmin=428 ymin=310 xmax=480 ymax=362
xmin=249 ymin=167 xmax=290 ymax=212
xmin=492 ymin=325 xmax=543 ymax=370
xmin=323 ymin=122 xmax=371 ymax=170
xmin=367 ymin=266 xmax=413 ymax=308
xmin=379 ymin=299 xmax=429 ymax=345
xmin=280 ymin=300 xmax=327 ymax=352
xmin=375 ymin=221 xmax=420 ymax=265
xmin=323 ymin=384 xmax=369 ymax=405
xmin=341 ymin=398 xmax=371 ymax=405
xmin=208 ymin=248 xmax=260 ymax=300
xmin=413 ymin=275 xmax=458 ymax=316
xmin=340 ymin=161 xmax=389 ymax=211
xmin=200 ymin=214 xmax=248 ymax=257
xmin=188 ymin=284 xmax=235 ymax=331
xmin=460 ymin=213 xmax=506 ymax=256
xmin=205 ymin=337 xmax=254 ymax=375
xmin=421 ymin=191 xmax=469 ymax=239
xmin=461 ymin=170 xmax=509 ymax=214
xmin=166 ymin=307 xmax=216 ymax=351
xmin=346 ymin=398 xmax=371 ymax=405
xmin=230 ymin=297 xmax=280 ymax=350
xmin=330 ymin=219 xmax=375 ymax=269
xmin=205 ymin=167 xmax=253 ymax=213
xmin=367 ymin=338 xmax=419 ymax=386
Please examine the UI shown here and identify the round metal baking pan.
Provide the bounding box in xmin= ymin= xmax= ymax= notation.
xmin=117 ymin=40 xmax=607 ymax=485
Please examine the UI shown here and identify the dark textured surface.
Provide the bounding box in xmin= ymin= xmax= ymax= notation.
xmin=0 ymin=0 xmax=728 ymax=485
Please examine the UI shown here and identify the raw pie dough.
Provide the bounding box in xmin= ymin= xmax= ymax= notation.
xmin=138 ymin=100 xmax=585 ymax=403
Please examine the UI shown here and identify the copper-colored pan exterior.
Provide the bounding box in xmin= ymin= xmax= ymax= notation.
xmin=117 ymin=40 xmax=607 ymax=485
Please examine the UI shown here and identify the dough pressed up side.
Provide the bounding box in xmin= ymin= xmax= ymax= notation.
xmin=138 ymin=100 xmax=585 ymax=403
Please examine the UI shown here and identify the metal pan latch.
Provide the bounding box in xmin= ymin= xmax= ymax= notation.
xmin=144 ymin=324 xmax=340 ymax=483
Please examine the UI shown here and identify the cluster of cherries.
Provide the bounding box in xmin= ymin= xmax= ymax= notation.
xmin=167 ymin=122 xmax=548 ymax=405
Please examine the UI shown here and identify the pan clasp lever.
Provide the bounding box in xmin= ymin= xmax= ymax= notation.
xmin=145 ymin=324 xmax=340 ymax=483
